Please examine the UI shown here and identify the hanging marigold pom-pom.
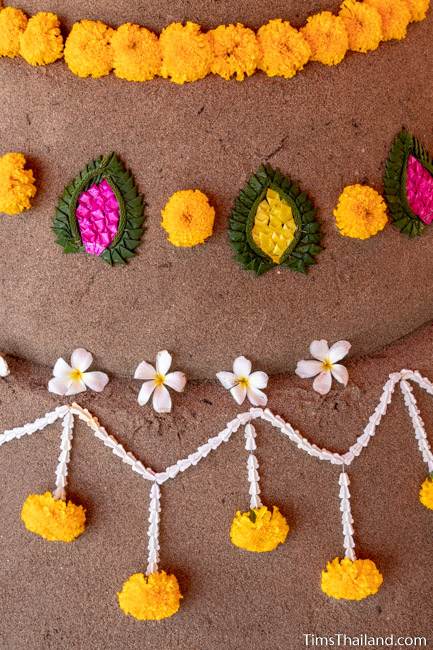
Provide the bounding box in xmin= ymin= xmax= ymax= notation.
xmin=21 ymin=492 xmax=86 ymax=542
xmin=0 ymin=152 xmax=37 ymax=215
xmin=364 ymin=0 xmax=411 ymax=41
xmin=333 ymin=184 xmax=388 ymax=239
xmin=257 ymin=19 xmax=311 ymax=79
xmin=419 ymin=475 xmax=433 ymax=510
xmin=209 ymin=23 xmax=260 ymax=81
xmin=19 ymin=12 xmax=63 ymax=66
xmin=403 ymin=0 xmax=430 ymax=22
xmin=161 ymin=189 xmax=215 ymax=247
xmin=301 ymin=12 xmax=349 ymax=66
xmin=339 ymin=0 xmax=383 ymax=52
xmin=321 ymin=557 xmax=383 ymax=600
xmin=118 ymin=571 xmax=182 ymax=620
xmin=230 ymin=506 xmax=289 ymax=552
xmin=159 ymin=22 xmax=213 ymax=84
xmin=112 ymin=23 xmax=161 ymax=82
xmin=0 ymin=6 xmax=28 ymax=58
xmin=64 ymin=20 xmax=114 ymax=79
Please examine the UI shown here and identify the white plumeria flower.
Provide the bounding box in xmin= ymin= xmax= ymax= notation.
xmin=134 ymin=350 xmax=187 ymax=414
xmin=296 ymin=339 xmax=351 ymax=396
xmin=48 ymin=348 xmax=109 ymax=396
xmin=0 ymin=354 xmax=10 ymax=378
xmin=216 ymin=356 xmax=269 ymax=406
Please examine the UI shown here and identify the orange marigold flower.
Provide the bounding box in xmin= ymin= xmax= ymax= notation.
xmin=118 ymin=571 xmax=182 ymax=620
xmin=339 ymin=0 xmax=383 ymax=52
xmin=257 ymin=19 xmax=311 ymax=79
xmin=65 ymin=20 xmax=114 ymax=79
xmin=112 ymin=23 xmax=161 ymax=82
xmin=209 ymin=23 xmax=260 ymax=81
xmin=0 ymin=152 xmax=36 ymax=215
xmin=160 ymin=22 xmax=213 ymax=84
xmin=301 ymin=11 xmax=349 ymax=66
xmin=403 ymin=0 xmax=430 ymax=22
xmin=0 ymin=6 xmax=27 ymax=58
xmin=19 ymin=12 xmax=63 ymax=66
xmin=364 ymin=0 xmax=411 ymax=40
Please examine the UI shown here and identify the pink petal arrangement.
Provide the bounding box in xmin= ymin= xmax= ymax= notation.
xmin=406 ymin=155 xmax=433 ymax=225
xmin=76 ymin=179 xmax=120 ymax=255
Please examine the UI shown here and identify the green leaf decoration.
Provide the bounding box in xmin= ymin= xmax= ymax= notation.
xmin=53 ymin=153 xmax=145 ymax=265
xmin=229 ymin=164 xmax=322 ymax=275
xmin=384 ymin=129 xmax=433 ymax=238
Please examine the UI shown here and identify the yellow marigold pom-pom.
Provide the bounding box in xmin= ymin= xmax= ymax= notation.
xmin=339 ymin=0 xmax=383 ymax=52
xmin=0 ymin=152 xmax=36 ymax=215
xmin=321 ymin=557 xmax=383 ymax=600
xmin=364 ymin=0 xmax=411 ymax=41
xmin=419 ymin=475 xmax=433 ymax=510
xmin=161 ymin=189 xmax=215 ymax=247
xmin=118 ymin=571 xmax=182 ymax=620
xmin=209 ymin=23 xmax=260 ymax=81
xmin=112 ymin=23 xmax=161 ymax=82
xmin=404 ymin=0 xmax=430 ymax=22
xmin=301 ymin=12 xmax=349 ymax=66
xmin=21 ymin=492 xmax=86 ymax=542
xmin=230 ymin=506 xmax=289 ymax=553
xmin=64 ymin=20 xmax=114 ymax=79
xmin=257 ymin=19 xmax=311 ymax=79
xmin=160 ymin=22 xmax=213 ymax=84
xmin=333 ymin=184 xmax=388 ymax=239
xmin=0 ymin=6 xmax=27 ymax=58
xmin=19 ymin=12 xmax=63 ymax=66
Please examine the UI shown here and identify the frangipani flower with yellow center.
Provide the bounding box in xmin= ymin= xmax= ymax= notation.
xmin=296 ymin=339 xmax=351 ymax=395
xmin=134 ymin=350 xmax=187 ymax=413
xmin=0 ymin=354 xmax=9 ymax=377
xmin=216 ymin=355 xmax=268 ymax=406
xmin=48 ymin=348 xmax=109 ymax=396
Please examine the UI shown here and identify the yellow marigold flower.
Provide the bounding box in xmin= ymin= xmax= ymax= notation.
xmin=333 ymin=184 xmax=388 ymax=239
xmin=321 ymin=557 xmax=383 ymax=600
xmin=65 ymin=20 xmax=114 ymax=79
xmin=160 ymin=22 xmax=213 ymax=84
xmin=230 ymin=506 xmax=289 ymax=552
xmin=0 ymin=6 xmax=27 ymax=58
xmin=0 ymin=152 xmax=36 ymax=215
xmin=339 ymin=0 xmax=383 ymax=52
xmin=301 ymin=12 xmax=349 ymax=66
xmin=21 ymin=492 xmax=86 ymax=542
xmin=403 ymin=0 xmax=430 ymax=22
xmin=112 ymin=23 xmax=161 ymax=82
xmin=161 ymin=189 xmax=215 ymax=247
xmin=257 ymin=19 xmax=311 ymax=79
xmin=19 ymin=12 xmax=63 ymax=66
xmin=209 ymin=23 xmax=260 ymax=81
xmin=419 ymin=475 xmax=433 ymax=510
xmin=118 ymin=571 xmax=182 ymax=620
xmin=365 ymin=0 xmax=411 ymax=40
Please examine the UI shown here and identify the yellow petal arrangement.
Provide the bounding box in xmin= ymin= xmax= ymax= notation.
xmin=0 ymin=1 xmax=429 ymax=83
xmin=0 ymin=371 xmax=432 ymax=618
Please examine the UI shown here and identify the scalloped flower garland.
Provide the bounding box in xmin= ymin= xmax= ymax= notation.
xmin=0 ymin=368 xmax=432 ymax=618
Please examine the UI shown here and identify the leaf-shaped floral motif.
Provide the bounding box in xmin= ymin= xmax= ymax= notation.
xmin=53 ymin=153 xmax=145 ymax=265
xmin=229 ymin=164 xmax=322 ymax=275
xmin=384 ymin=129 xmax=433 ymax=238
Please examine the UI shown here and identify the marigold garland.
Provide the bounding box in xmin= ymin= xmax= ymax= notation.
xmin=365 ymin=0 xmax=411 ymax=41
xmin=112 ymin=23 xmax=161 ymax=82
xmin=21 ymin=492 xmax=86 ymax=542
xmin=419 ymin=475 xmax=433 ymax=510
xmin=0 ymin=6 xmax=27 ymax=58
xmin=301 ymin=12 xmax=349 ymax=66
xmin=161 ymin=189 xmax=215 ymax=247
xmin=160 ymin=22 xmax=213 ymax=84
xmin=64 ymin=20 xmax=114 ymax=79
xmin=257 ymin=19 xmax=311 ymax=79
xmin=230 ymin=506 xmax=289 ymax=552
xmin=339 ymin=0 xmax=383 ymax=52
xmin=333 ymin=184 xmax=388 ymax=239
xmin=0 ymin=152 xmax=36 ymax=215
xmin=19 ymin=11 xmax=63 ymax=66
xmin=404 ymin=0 xmax=430 ymax=22
xmin=118 ymin=571 xmax=182 ymax=620
xmin=321 ymin=557 xmax=383 ymax=600
xmin=209 ymin=23 xmax=260 ymax=81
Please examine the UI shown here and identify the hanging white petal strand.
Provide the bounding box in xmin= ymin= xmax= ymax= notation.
xmin=339 ymin=471 xmax=356 ymax=561
xmin=400 ymin=379 xmax=433 ymax=473
xmin=146 ymin=482 xmax=161 ymax=576
xmin=53 ymin=410 xmax=74 ymax=500
xmin=0 ymin=405 xmax=69 ymax=447
xmin=244 ymin=423 xmax=262 ymax=509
